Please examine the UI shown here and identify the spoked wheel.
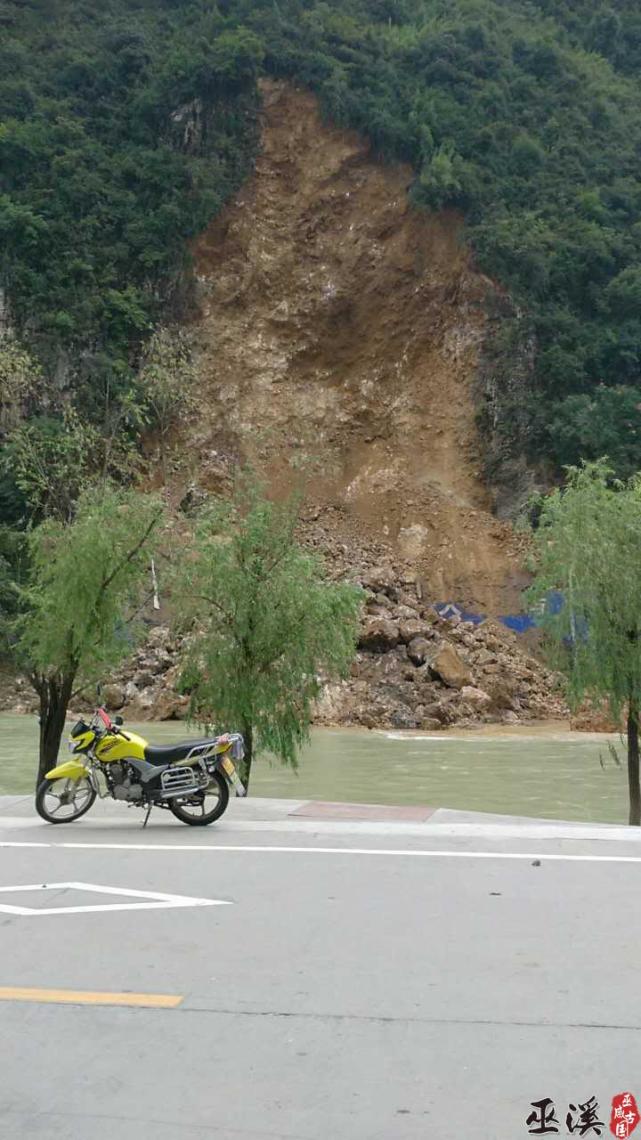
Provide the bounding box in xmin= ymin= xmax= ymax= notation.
xmin=35 ymin=776 xmax=96 ymax=824
xmin=168 ymin=771 xmax=230 ymax=827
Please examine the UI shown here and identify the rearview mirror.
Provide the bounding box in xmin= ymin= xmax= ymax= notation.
xmin=113 ymin=715 xmax=124 ymax=726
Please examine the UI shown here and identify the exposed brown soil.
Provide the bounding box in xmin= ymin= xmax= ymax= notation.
xmin=0 ymin=82 xmax=567 ymax=732
xmin=184 ymin=80 xmax=528 ymax=614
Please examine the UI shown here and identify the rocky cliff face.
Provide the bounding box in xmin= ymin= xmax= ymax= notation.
xmin=177 ymin=80 xmax=529 ymax=615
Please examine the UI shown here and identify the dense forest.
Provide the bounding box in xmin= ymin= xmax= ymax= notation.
xmin=3 ymin=0 xmax=641 ymax=516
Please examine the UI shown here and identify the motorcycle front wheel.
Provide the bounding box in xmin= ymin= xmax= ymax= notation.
xmin=35 ymin=776 xmax=96 ymax=824
xmin=168 ymin=771 xmax=230 ymax=826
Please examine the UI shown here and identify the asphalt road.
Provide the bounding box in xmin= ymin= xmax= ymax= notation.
xmin=0 ymin=796 xmax=640 ymax=1140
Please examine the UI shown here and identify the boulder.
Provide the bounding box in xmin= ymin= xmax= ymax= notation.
xmin=501 ymin=711 xmax=519 ymax=725
xmin=359 ymin=712 xmax=378 ymax=729
xmin=399 ymin=619 xmax=433 ymax=645
xmin=133 ymin=671 xmax=155 ymax=689
xmin=374 ymin=593 xmax=393 ymax=610
xmin=395 ymin=604 xmax=419 ymax=622
xmin=427 ymin=642 xmax=473 ymax=689
xmin=486 ymin=680 xmax=517 ymax=711
xmin=407 ymin=636 xmax=432 ymax=666
xmin=397 ymin=523 xmax=429 ymax=561
xmin=398 ymin=590 xmax=421 ymax=609
xmin=124 ymin=681 xmax=140 ymax=704
xmin=362 ymin=565 xmax=395 ymax=594
xmin=153 ymin=650 xmax=174 ymax=672
xmin=146 ymin=625 xmax=171 ymax=650
xmin=460 ymin=685 xmax=492 ymax=709
xmin=422 ymin=694 xmax=459 ymax=725
xmin=419 ymin=717 xmax=443 ymax=732
xmin=154 ymin=693 xmax=189 ymax=721
xmin=390 ymin=707 xmax=416 ymax=729
xmin=102 ymin=683 xmax=125 ymax=711
xmin=482 ymin=635 xmax=501 ymax=651
xmin=358 ymin=617 xmax=400 ymax=653
xmin=365 ymin=603 xmax=391 ymax=618
xmin=136 ymin=687 xmax=156 ymax=712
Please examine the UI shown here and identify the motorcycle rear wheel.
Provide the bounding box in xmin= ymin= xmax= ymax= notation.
xmin=168 ymin=771 xmax=230 ymax=826
xmin=36 ymin=776 xmax=96 ymax=824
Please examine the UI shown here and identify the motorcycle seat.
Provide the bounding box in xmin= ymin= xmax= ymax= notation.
xmin=144 ymin=739 xmax=216 ymax=765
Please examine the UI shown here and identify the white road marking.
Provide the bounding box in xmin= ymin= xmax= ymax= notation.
xmin=0 ymin=880 xmax=230 ymax=916
xmin=0 ymin=841 xmax=48 ymax=847
xmin=1 ymin=841 xmax=641 ymax=864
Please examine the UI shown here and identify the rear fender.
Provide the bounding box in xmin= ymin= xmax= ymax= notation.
xmin=45 ymin=759 xmax=89 ymax=781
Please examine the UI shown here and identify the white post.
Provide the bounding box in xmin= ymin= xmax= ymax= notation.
xmin=150 ymin=559 xmax=160 ymax=611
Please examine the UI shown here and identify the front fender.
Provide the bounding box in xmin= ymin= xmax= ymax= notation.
xmin=45 ymin=759 xmax=89 ymax=781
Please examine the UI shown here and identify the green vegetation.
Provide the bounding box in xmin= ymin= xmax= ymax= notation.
xmin=0 ymin=0 xmax=261 ymax=517
xmin=3 ymin=0 xmax=641 ymax=490
xmin=1 ymin=1 xmax=260 ymax=368
xmin=529 ymin=460 xmax=641 ymax=825
xmin=137 ymin=327 xmax=197 ymax=477
xmin=173 ymin=477 xmax=362 ymax=790
xmin=14 ymin=482 xmax=163 ymax=782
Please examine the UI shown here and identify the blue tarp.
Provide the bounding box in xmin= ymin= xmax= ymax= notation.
xmin=432 ymin=603 xmax=485 ymax=626
xmin=432 ymin=592 xmax=566 ymax=635
xmin=498 ymin=613 xmax=537 ymax=633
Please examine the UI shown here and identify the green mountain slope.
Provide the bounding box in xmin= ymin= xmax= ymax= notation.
xmin=3 ymin=0 xmax=641 ymax=491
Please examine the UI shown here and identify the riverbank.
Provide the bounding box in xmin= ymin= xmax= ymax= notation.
xmin=0 ymin=716 xmax=628 ymax=824
xmin=382 ymin=720 xmax=610 ymax=740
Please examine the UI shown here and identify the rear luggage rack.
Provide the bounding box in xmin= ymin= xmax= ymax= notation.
xmin=160 ymin=766 xmax=202 ymax=797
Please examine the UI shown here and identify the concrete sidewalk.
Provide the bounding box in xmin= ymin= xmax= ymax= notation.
xmin=1 ymin=791 xmax=639 ymax=842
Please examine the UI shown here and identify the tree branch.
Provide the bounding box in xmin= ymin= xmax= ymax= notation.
xmin=100 ymin=512 xmax=161 ymax=595
xmin=188 ymin=593 xmax=235 ymax=623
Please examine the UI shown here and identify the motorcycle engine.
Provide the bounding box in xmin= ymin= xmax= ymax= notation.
xmin=109 ymin=761 xmax=143 ymax=802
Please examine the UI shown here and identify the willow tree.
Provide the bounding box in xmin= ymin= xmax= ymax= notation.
xmin=174 ymin=479 xmax=362 ymax=791
xmin=16 ymin=483 xmax=164 ymax=784
xmin=528 ymin=460 xmax=641 ymax=825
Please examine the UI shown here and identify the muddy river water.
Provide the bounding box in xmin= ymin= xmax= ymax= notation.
xmin=0 ymin=715 xmax=630 ymax=824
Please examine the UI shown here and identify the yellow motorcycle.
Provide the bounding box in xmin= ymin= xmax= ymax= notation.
xmin=36 ymin=708 xmax=246 ymax=827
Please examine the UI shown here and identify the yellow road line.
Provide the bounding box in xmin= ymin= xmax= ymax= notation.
xmin=0 ymin=986 xmax=183 ymax=1009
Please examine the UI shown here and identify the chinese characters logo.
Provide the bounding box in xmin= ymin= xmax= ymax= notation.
xmin=527 ymin=1096 xmax=605 ymax=1135
xmin=525 ymin=1095 xmax=641 ymax=1137
xmin=610 ymin=1094 xmax=640 ymax=1139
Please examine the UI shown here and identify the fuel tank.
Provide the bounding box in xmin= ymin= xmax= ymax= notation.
xmin=94 ymin=729 xmax=148 ymax=764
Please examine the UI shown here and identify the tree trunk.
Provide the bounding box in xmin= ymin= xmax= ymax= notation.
xmin=241 ymin=721 xmax=253 ymax=793
xmin=34 ymin=671 xmax=75 ymax=788
xmin=627 ymin=702 xmax=641 ymax=826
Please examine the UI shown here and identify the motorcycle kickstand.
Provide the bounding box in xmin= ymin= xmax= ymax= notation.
xmin=142 ymin=802 xmax=153 ymax=829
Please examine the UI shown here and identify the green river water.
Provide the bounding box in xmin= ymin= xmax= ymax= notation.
xmin=0 ymin=714 xmax=630 ymax=823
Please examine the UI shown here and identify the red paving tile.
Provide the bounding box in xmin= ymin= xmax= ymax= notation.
xmin=289 ymin=801 xmax=435 ymax=822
